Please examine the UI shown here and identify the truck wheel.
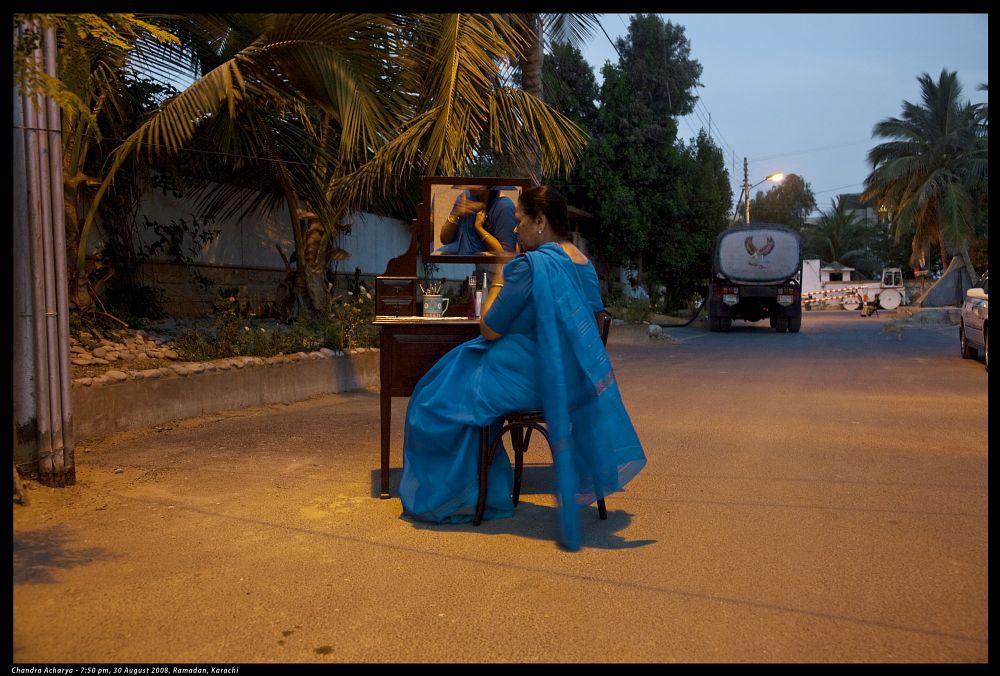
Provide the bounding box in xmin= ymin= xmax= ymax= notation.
xmin=709 ymin=316 xmax=720 ymax=332
xmin=719 ymin=317 xmax=732 ymax=332
xmin=960 ymin=322 xmax=977 ymax=359
xmin=842 ymin=296 xmax=861 ymax=311
xmin=788 ymin=316 xmax=801 ymax=333
xmin=774 ymin=316 xmax=788 ymax=332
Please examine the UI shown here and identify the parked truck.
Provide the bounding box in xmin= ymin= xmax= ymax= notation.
xmin=800 ymin=260 xmax=908 ymax=311
xmin=802 ymin=259 xmax=910 ymax=311
xmin=708 ymin=223 xmax=802 ymax=332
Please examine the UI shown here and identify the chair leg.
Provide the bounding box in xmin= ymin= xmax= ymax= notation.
xmin=511 ymin=426 xmax=524 ymax=507
xmin=597 ymin=498 xmax=607 ymax=520
xmin=474 ymin=426 xmax=491 ymax=526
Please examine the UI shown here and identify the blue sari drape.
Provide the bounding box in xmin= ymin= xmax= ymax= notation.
xmin=528 ymin=245 xmax=647 ymax=549
xmin=400 ymin=243 xmax=646 ymax=551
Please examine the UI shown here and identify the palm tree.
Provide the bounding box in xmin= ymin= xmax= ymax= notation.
xmin=508 ymin=13 xmax=600 ymax=181
xmin=800 ymin=197 xmax=879 ymax=278
xmin=79 ymin=13 xmax=589 ymax=314
xmin=862 ymin=69 xmax=988 ymax=283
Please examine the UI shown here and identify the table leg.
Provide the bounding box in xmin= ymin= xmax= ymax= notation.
xmin=380 ymin=383 xmax=391 ymax=499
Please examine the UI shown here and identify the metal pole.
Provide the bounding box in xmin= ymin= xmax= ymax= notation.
xmin=44 ymin=26 xmax=75 ymax=484
xmin=13 ymin=25 xmax=37 ymax=468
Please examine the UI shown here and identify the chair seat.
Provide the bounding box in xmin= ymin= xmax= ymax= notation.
xmin=505 ymin=410 xmax=544 ymax=424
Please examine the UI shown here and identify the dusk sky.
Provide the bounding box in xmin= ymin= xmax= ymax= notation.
xmin=577 ymin=13 xmax=988 ymax=218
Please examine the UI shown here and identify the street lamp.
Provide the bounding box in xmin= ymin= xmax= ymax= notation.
xmin=737 ymin=156 xmax=783 ymax=224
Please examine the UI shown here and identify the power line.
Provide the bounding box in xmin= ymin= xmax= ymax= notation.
xmin=595 ymin=15 xmax=874 ymax=205
xmin=597 ymin=16 xmax=624 ymax=61
xmin=751 ymin=139 xmax=871 ymax=163
xmin=814 ymin=182 xmax=865 ymax=196
xmin=697 ymin=98 xmax=735 ymax=158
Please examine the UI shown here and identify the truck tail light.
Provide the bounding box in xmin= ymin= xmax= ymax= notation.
xmin=777 ymin=285 xmax=798 ymax=306
xmin=718 ymin=286 xmax=739 ymax=306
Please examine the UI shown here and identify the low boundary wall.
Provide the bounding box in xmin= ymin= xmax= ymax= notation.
xmin=73 ymin=350 xmax=379 ymax=440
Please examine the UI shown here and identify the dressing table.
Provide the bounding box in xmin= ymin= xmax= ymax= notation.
xmin=374 ymin=176 xmax=530 ymax=498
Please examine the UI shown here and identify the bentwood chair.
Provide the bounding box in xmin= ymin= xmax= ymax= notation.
xmin=473 ymin=311 xmax=613 ymax=527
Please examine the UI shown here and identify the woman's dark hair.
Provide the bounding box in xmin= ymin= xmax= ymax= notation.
xmin=518 ymin=185 xmax=570 ymax=238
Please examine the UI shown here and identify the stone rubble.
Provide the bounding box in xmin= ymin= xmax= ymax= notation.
xmin=70 ymin=323 xmax=361 ymax=389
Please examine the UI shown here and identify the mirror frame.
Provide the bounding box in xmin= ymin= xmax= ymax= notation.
xmin=419 ymin=176 xmax=533 ymax=265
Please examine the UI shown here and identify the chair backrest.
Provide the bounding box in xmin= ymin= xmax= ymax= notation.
xmin=595 ymin=310 xmax=612 ymax=346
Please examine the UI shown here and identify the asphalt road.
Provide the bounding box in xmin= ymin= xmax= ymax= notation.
xmin=12 ymin=310 xmax=988 ymax=664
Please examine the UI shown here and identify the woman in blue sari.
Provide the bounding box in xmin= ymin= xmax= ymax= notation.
xmin=400 ymin=186 xmax=646 ymax=551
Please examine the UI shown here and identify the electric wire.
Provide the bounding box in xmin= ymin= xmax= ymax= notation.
xmin=591 ymin=14 xmax=881 ymax=203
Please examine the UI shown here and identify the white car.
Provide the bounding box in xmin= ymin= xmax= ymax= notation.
xmin=960 ymin=271 xmax=988 ymax=371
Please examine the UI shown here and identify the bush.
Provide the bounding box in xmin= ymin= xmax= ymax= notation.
xmin=330 ymin=274 xmax=377 ymax=350
xmin=101 ymin=280 xmax=169 ymax=326
xmin=172 ymin=289 xmax=333 ymax=361
xmin=603 ymin=289 xmax=652 ymax=323
xmin=170 ymin=283 xmax=378 ymax=362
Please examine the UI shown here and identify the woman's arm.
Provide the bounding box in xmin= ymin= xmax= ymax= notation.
xmin=479 ymin=263 xmax=506 ymax=339
xmin=473 ymin=211 xmax=505 ymax=255
xmin=439 ymin=192 xmax=484 ymax=244
xmin=439 ymin=213 xmax=459 ymax=244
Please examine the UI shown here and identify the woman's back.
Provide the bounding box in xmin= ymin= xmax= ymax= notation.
xmin=485 ymin=247 xmax=604 ymax=338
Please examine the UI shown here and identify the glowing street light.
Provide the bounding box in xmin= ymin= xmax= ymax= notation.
xmin=738 ymin=156 xmax=784 ymax=224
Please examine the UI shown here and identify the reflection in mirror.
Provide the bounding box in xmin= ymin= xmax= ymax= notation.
xmin=429 ymin=183 xmax=524 ymax=258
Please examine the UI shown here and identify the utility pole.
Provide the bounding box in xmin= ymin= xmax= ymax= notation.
xmin=741 ymin=159 xmax=784 ymax=225
xmin=743 ymin=157 xmax=751 ymax=224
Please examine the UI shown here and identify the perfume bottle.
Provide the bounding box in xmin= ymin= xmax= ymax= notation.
xmin=475 ymin=273 xmax=485 ymax=318
xmin=467 ymin=274 xmax=478 ymax=318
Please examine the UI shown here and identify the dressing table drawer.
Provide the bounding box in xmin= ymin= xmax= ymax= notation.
xmin=376 ymin=277 xmax=416 ymax=316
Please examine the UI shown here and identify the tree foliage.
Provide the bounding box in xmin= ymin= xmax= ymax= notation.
xmin=800 ymin=197 xmax=881 ymax=278
xmin=542 ymin=41 xmax=600 ymax=132
xmin=13 ymin=14 xmax=180 ymax=129
xmin=14 ymin=14 xmax=183 ymax=311
xmin=747 ymin=174 xmax=817 ymax=229
xmin=548 ymin=14 xmax=730 ymax=311
xmin=16 ymin=13 xmax=592 ymax=318
xmin=861 ymin=69 xmax=988 ymax=281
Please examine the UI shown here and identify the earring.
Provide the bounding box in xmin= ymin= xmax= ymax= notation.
xmin=537 ymin=229 xmax=543 ymax=235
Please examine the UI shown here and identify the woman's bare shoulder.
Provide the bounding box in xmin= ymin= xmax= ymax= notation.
xmin=559 ymin=241 xmax=589 ymax=265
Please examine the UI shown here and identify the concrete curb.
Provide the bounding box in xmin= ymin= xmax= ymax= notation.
xmin=606 ymin=322 xmax=671 ymax=345
xmin=72 ymin=349 xmax=380 ymax=440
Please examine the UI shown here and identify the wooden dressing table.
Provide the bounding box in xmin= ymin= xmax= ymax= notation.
xmin=374 ymin=176 xmax=530 ymax=498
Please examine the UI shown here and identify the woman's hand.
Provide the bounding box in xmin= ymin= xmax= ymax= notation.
xmin=454 ymin=194 xmax=484 ymax=218
xmin=473 ymin=210 xmax=490 ymax=239
xmin=475 ymin=211 xmax=505 ymax=254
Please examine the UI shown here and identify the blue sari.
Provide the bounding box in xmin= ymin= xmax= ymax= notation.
xmin=399 ymin=243 xmax=646 ymax=550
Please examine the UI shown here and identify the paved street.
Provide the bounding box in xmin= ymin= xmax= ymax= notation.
xmin=12 ymin=311 xmax=988 ymax=663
